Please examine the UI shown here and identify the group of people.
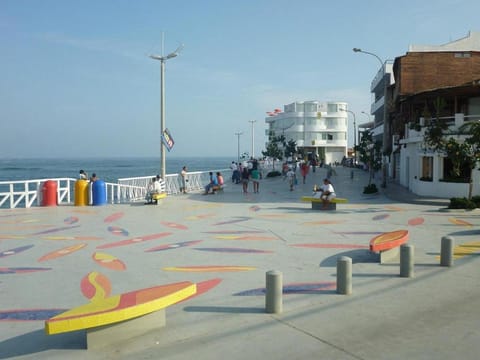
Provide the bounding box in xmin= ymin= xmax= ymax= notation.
xmin=79 ymin=169 xmax=98 ymax=183
xmin=145 ymin=175 xmax=164 ymax=204
xmin=204 ymin=171 xmax=224 ymax=194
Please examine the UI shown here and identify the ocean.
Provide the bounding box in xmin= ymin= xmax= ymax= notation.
xmin=0 ymin=157 xmax=235 ymax=183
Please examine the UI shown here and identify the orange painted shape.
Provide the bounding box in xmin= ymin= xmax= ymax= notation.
xmin=408 ymin=217 xmax=424 ymax=226
xmin=81 ymin=272 xmax=112 ymax=300
xmin=369 ymin=230 xmax=409 ymax=253
xmin=92 ymin=252 xmax=126 ymax=271
xmin=38 ymin=243 xmax=87 ymax=262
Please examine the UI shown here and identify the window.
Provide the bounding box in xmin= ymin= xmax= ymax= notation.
xmin=421 ymin=157 xmax=433 ymax=181
xmin=442 ymin=157 xmax=470 ymax=182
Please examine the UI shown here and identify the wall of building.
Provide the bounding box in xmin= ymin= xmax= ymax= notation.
xmin=395 ymin=52 xmax=480 ymax=95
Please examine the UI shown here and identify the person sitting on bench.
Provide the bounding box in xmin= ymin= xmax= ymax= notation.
xmin=313 ymin=178 xmax=336 ymax=209
xmin=145 ymin=177 xmax=162 ymax=204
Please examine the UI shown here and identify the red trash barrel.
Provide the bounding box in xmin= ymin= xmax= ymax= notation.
xmin=42 ymin=180 xmax=58 ymax=206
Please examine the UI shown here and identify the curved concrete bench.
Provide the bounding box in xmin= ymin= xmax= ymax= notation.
xmin=369 ymin=230 xmax=409 ymax=263
xmin=45 ymin=281 xmax=196 ymax=349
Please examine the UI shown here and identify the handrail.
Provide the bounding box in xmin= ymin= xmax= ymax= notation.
xmin=1 ymin=169 xmax=234 ymax=209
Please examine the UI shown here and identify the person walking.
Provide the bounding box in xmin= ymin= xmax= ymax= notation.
xmin=241 ymin=167 xmax=250 ymax=193
xmin=251 ymin=167 xmax=260 ymax=193
xmin=300 ymin=162 xmax=309 ymax=184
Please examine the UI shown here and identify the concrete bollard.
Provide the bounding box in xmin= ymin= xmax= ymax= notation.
xmin=400 ymin=244 xmax=414 ymax=278
xmin=440 ymin=236 xmax=454 ymax=267
xmin=265 ymin=270 xmax=282 ymax=314
xmin=336 ymin=256 xmax=352 ymax=295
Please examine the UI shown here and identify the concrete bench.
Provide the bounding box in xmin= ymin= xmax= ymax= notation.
xmin=211 ymin=185 xmax=224 ymax=193
xmin=151 ymin=192 xmax=167 ymax=204
xmin=301 ymin=196 xmax=348 ymax=210
xmin=45 ymin=281 xmax=196 ymax=349
xmin=369 ymin=230 xmax=409 ymax=263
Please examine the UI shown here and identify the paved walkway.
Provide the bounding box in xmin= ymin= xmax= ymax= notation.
xmin=0 ymin=166 xmax=479 ymax=359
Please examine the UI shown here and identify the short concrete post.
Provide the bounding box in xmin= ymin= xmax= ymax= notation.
xmin=336 ymin=256 xmax=352 ymax=295
xmin=400 ymin=244 xmax=414 ymax=278
xmin=265 ymin=270 xmax=282 ymax=314
xmin=440 ymin=236 xmax=454 ymax=267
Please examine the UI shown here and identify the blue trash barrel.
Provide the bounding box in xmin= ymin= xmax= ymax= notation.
xmin=92 ymin=180 xmax=107 ymax=206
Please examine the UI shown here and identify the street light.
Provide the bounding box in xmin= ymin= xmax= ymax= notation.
xmin=352 ymin=48 xmax=384 ymax=68
xmin=353 ymin=47 xmax=387 ymax=187
xmin=341 ymin=108 xmax=357 ymax=164
xmin=361 ymin=111 xmax=371 ymax=121
xmin=235 ymin=132 xmax=243 ymax=165
xmin=149 ymin=39 xmax=184 ymax=180
xmin=248 ymin=120 xmax=257 ymax=159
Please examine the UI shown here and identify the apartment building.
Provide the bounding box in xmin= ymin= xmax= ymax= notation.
xmin=265 ymin=101 xmax=348 ymax=164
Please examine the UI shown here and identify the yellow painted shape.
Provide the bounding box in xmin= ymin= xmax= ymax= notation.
xmin=448 ymin=218 xmax=473 ymax=228
xmin=384 ymin=205 xmax=405 ymax=211
xmin=45 ymin=283 xmax=196 ymax=334
xmin=215 ymin=235 xmax=240 ymax=240
xmin=163 ymin=266 xmax=256 ymax=272
xmin=87 ymin=271 xmax=111 ymax=301
xmin=453 ymin=241 xmax=480 ymax=259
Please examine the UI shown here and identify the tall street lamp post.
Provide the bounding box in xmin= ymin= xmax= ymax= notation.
xmin=235 ymin=132 xmax=243 ymax=165
xmin=353 ymin=47 xmax=387 ymax=187
xmin=149 ymin=41 xmax=183 ymax=180
xmin=248 ymin=120 xmax=256 ymax=159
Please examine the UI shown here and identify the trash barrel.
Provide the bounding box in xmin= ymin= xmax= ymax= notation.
xmin=92 ymin=180 xmax=107 ymax=206
xmin=74 ymin=179 xmax=89 ymax=206
xmin=42 ymin=180 xmax=58 ymax=206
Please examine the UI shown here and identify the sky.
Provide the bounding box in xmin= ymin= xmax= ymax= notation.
xmin=1 ymin=0 xmax=479 ymax=159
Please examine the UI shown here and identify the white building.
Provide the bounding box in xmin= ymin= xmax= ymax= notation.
xmin=265 ymin=101 xmax=348 ymax=164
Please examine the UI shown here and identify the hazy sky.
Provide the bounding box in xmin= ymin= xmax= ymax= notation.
xmin=1 ymin=0 xmax=479 ymax=159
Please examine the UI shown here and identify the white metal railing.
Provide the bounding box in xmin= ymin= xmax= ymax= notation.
xmin=1 ymin=168 xmax=246 ymax=209
xmin=0 ymin=178 xmax=74 ymax=209
xmin=118 ymin=169 xmax=232 ymax=199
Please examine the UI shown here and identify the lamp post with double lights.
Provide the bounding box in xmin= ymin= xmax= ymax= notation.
xmin=235 ymin=132 xmax=243 ymax=165
xmin=149 ymin=41 xmax=184 ymax=180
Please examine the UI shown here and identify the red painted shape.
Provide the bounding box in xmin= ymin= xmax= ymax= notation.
xmin=178 ymin=278 xmax=222 ymax=303
xmin=408 ymin=217 xmax=424 ymax=226
xmin=160 ymin=221 xmax=188 ymax=230
xmin=96 ymin=232 xmax=172 ymax=249
xmin=369 ymin=230 xmax=409 ymax=253
xmin=104 ymin=212 xmax=124 ymax=223
xmin=291 ymin=243 xmax=369 ymax=249
xmin=38 ymin=243 xmax=87 ymax=262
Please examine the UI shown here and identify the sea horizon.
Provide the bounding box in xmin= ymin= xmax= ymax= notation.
xmin=0 ymin=156 xmax=238 ymax=183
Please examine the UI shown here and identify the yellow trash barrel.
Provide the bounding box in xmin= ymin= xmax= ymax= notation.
xmin=75 ymin=180 xmax=89 ymax=206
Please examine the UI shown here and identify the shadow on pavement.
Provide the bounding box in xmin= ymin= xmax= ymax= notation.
xmin=0 ymin=329 xmax=85 ymax=359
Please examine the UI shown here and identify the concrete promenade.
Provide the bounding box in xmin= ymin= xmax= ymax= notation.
xmin=0 ymin=166 xmax=479 ymax=359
